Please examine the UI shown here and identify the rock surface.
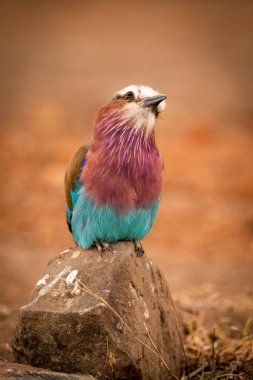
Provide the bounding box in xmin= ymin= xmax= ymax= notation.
xmin=0 ymin=361 xmax=96 ymax=379
xmin=13 ymin=242 xmax=182 ymax=379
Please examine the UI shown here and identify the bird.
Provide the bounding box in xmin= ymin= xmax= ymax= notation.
xmin=64 ymin=85 xmax=166 ymax=256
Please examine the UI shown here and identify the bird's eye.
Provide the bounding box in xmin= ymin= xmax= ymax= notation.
xmin=124 ymin=91 xmax=134 ymax=101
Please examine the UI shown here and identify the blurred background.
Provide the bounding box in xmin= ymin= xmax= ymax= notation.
xmin=0 ymin=0 xmax=252 ymax=364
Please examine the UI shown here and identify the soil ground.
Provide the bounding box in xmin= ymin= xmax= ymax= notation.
xmin=0 ymin=1 xmax=252 ymax=377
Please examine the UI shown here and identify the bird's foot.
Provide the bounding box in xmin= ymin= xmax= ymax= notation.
xmin=102 ymin=242 xmax=116 ymax=254
xmin=134 ymin=241 xmax=145 ymax=257
xmin=96 ymin=242 xmax=116 ymax=256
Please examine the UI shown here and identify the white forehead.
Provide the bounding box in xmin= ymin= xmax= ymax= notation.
xmin=115 ymin=84 xmax=161 ymax=99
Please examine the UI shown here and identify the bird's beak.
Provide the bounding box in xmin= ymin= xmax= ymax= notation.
xmin=142 ymin=94 xmax=167 ymax=109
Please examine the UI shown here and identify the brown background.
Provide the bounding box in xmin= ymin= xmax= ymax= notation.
xmin=0 ymin=0 xmax=252 ymax=359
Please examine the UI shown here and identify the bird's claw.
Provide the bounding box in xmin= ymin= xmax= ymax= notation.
xmin=102 ymin=242 xmax=116 ymax=254
xmin=134 ymin=241 xmax=145 ymax=257
xmin=96 ymin=242 xmax=116 ymax=256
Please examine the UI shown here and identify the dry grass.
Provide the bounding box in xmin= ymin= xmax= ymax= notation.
xmin=176 ymin=285 xmax=253 ymax=380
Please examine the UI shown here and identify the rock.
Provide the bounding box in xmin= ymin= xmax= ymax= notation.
xmin=13 ymin=242 xmax=183 ymax=379
xmin=0 ymin=361 xmax=96 ymax=379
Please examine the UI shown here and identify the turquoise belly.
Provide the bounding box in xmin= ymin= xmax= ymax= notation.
xmin=71 ymin=186 xmax=160 ymax=249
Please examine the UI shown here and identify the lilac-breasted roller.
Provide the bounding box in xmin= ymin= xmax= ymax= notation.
xmin=65 ymin=85 xmax=166 ymax=256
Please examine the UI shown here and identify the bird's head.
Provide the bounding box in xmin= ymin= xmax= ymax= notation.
xmin=93 ymin=85 xmax=166 ymax=139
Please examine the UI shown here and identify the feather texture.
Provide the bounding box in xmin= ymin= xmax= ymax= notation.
xmin=81 ymin=101 xmax=164 ymax=212
xmin=72 ymin=188 xmax=160 ymax=248
xmin=64 ymin=86 xmax=165 ymax=249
